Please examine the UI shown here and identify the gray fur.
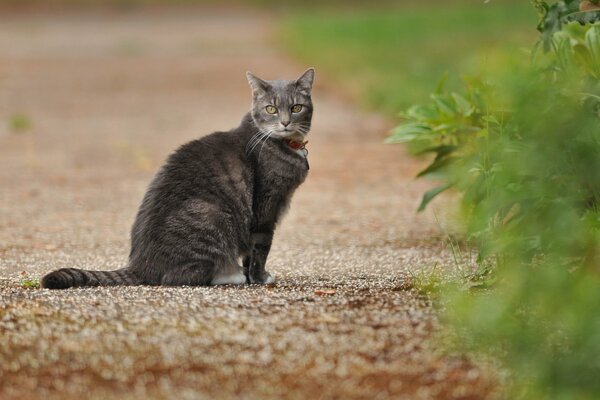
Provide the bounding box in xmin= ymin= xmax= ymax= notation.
xmin=41 ymin=68 xmax=314 ymax=289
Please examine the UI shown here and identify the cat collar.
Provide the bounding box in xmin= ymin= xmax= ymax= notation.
xmin=284 ymin=139 xmax=308 ymax=151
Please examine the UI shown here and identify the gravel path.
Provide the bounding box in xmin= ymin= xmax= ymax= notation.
xmin=0 ymin=8 xmax=494 ymax=399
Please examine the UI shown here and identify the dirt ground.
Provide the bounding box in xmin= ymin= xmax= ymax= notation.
xmin=0 ymin=8 xmax=494 ymax=400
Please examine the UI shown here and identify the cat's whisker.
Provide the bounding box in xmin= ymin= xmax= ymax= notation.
xmin=246 ymin=129 xmax=266 ymax=148
xmin=246 ymin=135 xmax=262 ymax=153
xmin=246 ymin=129 xmax=269 ymax=155
xmin=245 ymin=131 xmax=261 ymax=150
xmin=258 ymin=130 xmax=274 ymax=160
xmin=247 ymin=128 xmax=270 ymax=155
xmin=295 ymin=124 xmax=311 ymax=134
xmin=295 ymin=127 xmax=309 ymax=137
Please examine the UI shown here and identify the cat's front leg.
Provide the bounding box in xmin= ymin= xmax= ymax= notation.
xmin=247 ymin=231 xmax=275 ymax=284
xmin=242 ymin=255 xmax=252 ymax=283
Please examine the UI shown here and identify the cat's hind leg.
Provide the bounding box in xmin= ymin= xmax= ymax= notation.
xmin=160 ymin=260 xmax=216 ymax=286
xmin=210 ymin=262 xmax=246 ymax=285
xmin=160 ymin=260 xmax=245 ymax=286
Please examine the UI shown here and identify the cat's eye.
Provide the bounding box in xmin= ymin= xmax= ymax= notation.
xmin=265 ymin=105 xmax=278 ymax=114
xmin=291 ymin=104 xmax=303 ymax=113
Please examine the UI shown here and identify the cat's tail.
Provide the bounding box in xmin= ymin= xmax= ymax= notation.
xmin=41 ymin=267 xmax=140 ymax=289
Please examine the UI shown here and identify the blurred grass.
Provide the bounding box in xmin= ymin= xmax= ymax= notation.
xmin=8 ymin=114 xmax=32 ymax=134
xmin=280 ymin=2 xmax=538 ymax=115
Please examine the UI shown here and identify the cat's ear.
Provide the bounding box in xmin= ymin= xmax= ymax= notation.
xmin=296 ymin=68 xmax=315 ymax=91
xmin=246 ymin=71 xmax=269 ymax=93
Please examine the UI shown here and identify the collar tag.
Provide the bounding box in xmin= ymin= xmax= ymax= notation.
xmin=285 ymin=139 xmax=308 ymax=151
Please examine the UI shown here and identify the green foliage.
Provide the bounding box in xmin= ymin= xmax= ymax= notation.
xmin=386 ymin=74 xmax=495 ymax=211
xmin=399 ymin=23 xmax=600 ymax=240
xmin=21 ymin=278 xmax=40 ymax=289
xmin=460 ymin=57 xmax=600 ymax=398
xmin=9 ymin=114 xmax=32 ymax=134
xmin=281 ymin=2 xmax=535 ymax=113
xmin=394 ymin=7 xmax=600 ymax=397
xmin=534 ymin=0 xmax=600 ymax=50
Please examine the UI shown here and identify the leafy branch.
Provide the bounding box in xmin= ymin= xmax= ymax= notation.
xmin=533 ymin=0 xmax=600 ymax=50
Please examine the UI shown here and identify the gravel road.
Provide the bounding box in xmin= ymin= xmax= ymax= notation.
xmin=0 ymin=8 xmax=494 ymax=399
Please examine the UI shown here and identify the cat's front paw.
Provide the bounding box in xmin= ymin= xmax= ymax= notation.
xmin=249 ymin=271 xmax=275 ymax=285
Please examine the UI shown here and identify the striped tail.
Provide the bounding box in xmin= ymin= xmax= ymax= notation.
xmin=41 ymin=267 xmax=139 ymax=289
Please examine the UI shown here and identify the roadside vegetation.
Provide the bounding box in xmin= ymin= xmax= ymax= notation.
xmin=281 ymin=1 xmax=535 ymax=114
xmin=283 ymin=0 xmax=600 ymax=397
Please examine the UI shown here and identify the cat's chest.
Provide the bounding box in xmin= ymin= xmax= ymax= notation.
xmin=256 ymin=155 xmax=308 ymax=193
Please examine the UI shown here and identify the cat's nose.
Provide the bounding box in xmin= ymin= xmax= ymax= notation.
xmin=281 ymin=120 xmax=290 ymax=127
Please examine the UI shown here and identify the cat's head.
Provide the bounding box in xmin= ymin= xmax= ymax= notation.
xmin=246 ymin=68 xmax=314 ymax=140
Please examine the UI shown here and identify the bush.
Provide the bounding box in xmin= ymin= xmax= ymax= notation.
xmin=390 ymin=3 xmax=600 ymax=397
xmin=446 ymin=64 xmax=600 ymax=397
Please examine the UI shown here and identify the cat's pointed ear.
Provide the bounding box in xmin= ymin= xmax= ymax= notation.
xmin=296 ymin=68 xmax=315 ymax=91
xmin=246 ymin=71 xmax=269 ymax=93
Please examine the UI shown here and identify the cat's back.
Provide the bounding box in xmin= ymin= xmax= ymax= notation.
xmin=150 ymin=128 xmax=250 ymax=196
xmin=166 ymin=129 xmax=246 ymax=174
xmin=138 ymin=128 xmax=253 ymax=220
xmin=130 ymin=128 xmax=253 ymax=249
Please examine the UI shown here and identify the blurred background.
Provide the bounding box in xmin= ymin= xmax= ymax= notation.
xmin=1 ymin=0 xmax=536 ymax=119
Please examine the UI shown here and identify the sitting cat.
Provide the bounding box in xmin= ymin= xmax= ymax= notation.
xmin=41 ymin=68 xmax=314 ymax=289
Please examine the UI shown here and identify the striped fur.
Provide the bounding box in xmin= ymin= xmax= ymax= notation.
xmin=41 ymin=69 xmax=314 ymax=289
xmin=41 ymin=268 xmax=138 ymax=289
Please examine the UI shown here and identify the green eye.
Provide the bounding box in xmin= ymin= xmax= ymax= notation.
xmin=265 ymin=105 xmax=278 ymax=114
xmin=291 ymin=104 xmax=303 ymax=113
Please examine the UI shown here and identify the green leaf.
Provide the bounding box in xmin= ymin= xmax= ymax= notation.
xmin=406 ymin=138 xmax=442 ymax=155
xmin=452 ymin=92 xmax=474 ymax=116
xmin=482 ymin=115 xmax=500 ymax=126
xmin=385 ymin=122 xmax=432 ymax=143
xmin=431 ymin=94 xmax=458 ymax=115
xmin=416 ymin=157 xmax=454 ymax=178
xmin=585 ymin=26 xmax=600 ymax=77
xmin=573 ymin=42 xmax=594 ymax=73
xmin=417 ymin=183 xmax=453 ymax=212
xmin=554 ymin=35 xmax=574 ymax=72
xmin=414 ymin=144 xmax=458 ymax=159
xmin=431 ymin=123 xmax=459 ymax=133
xmin=404 ymin=104 xmax=439 ymax=121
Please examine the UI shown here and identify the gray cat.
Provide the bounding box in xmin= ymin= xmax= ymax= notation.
xmin=41 ymin=68 xmax=314 ymax=289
